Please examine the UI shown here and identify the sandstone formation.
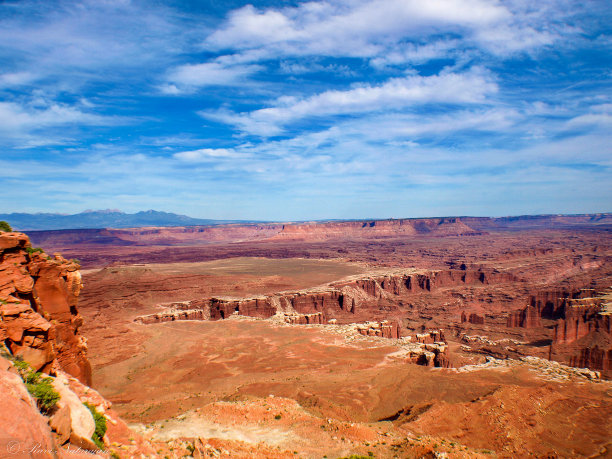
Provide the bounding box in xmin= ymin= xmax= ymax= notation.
xmin=399 ymin=331 xmax=450 ymax=367
xmin=270 ymin=217 xmax=482 ymax=241
xmin=51 ymin=373 xmax=97 ymax=450
xmin=283 ymin=312 xmax=326 ymax=325
xmin=549 ymin=291 xmax=612 ymax=376
xmin=0 ymin=356 xmax=57 ymax=459
xmin=356 ymin=320 xmax=401 ymax=338
xmin=461 ymin=311 xmax=484 ymax=324
xmin=135 ymin=308 xmax=208 ymax=324
xmin=552 ymin=298 xmax=609 ymax=344
xmin=415 ymin=329 xmax=446 ymax=344
xmin=26 ymin=217 xmax=484 ymax=249
xmin=134 ymin=267 xmax=521 ymax=327
xmin=0 ymin=232 xmax=91 ymax=384
xmin=506 ymin=305 xmax=542 ymax=328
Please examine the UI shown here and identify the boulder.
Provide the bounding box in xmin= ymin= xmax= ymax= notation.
xmin=49 ymin=404 xmax=72 ymax=444
xmin=52 ymin=374 xmax=97 ymax=451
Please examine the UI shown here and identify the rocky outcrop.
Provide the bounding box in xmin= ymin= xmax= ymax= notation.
xmin=569 ymin=345 xmax=611 ymax=374
xmin=356 ymin=320 xmax=401 ymax=339
xmin=334 ymin=268 xmax=517 ymax=297
xmin=136 ymin=309 xmax=208 ymax=324
xmin=461 ymin=311 xmax=484 ymax=324
xmin=51 ymin=373 xmax=96 ymax=450
xmin=0 ymin=356 xmax=57 ymax=458
xmin=0 ymin=232 xmax=91 ymax=384
xmin=272 ymin=217 xmax=483 ymax=241
xmin=0 ymin=353 xmax=163 ymax=457
xmin=209 ymin=297 xmax=277 ymax=320
xmin=400 ymin=342 xmax=450 ymax=367
xmin=546 ymin=288 xmax=612 ymax=377
xmin=283 ymin=312 xmax=326 ymax=325
xmin=415 ymin=329 xmax=446 ymax=344
xmin=552 ymin=301 xmax=609 ymax=345
xmin=506 ymin=305 xmax=542 ymax=328
xmin=133 ymin=267 xmax=520 ymax=331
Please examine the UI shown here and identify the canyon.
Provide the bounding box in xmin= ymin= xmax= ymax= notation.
xmin=1 ymin=214 xmax=611 ymax=458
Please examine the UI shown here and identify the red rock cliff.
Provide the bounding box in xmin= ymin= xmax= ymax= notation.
xmin=0 ymin=232 xmax=91 ymax=384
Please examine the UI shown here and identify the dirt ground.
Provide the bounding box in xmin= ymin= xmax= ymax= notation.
xmin=72 ymin=234 xmax=612 ymax=458
xmin=91 ymin=318 xmax=611 ymax=458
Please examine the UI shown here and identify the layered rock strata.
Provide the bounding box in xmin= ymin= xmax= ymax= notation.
xmin=461 ymin=311 xmax=484 ymax=324
xmin=134 ymin=267 xmax=519 ymax=327
xmin=356 ymin=320 xmax=401 ymax=339
xmin=0 ymin=232 xmax=91 ymax=384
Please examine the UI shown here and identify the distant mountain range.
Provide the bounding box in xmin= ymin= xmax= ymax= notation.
xmin=0 ymin=210 xmax=245 ymax=230
xmin=1 ymin=210 xmax=611 ymax=231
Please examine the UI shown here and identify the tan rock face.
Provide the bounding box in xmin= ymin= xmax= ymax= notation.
xmin=0 ymin=232 xmax=91 ymax=384
xmin=51 ymin=374 xmax=97 ymax=451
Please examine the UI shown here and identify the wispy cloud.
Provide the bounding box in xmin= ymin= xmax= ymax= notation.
xmin=162 ymin=61 xmax=263 ymax=93
xmin=201 ymin=68 xmax=498 ymax=135
xmin=174 ymin=148 xmax=246 ymax=161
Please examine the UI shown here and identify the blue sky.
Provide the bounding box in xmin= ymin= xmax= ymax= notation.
xmin=0 ymin=0 xmax=610 ymax=220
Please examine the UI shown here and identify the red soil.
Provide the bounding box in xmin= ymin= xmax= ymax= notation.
xmin=22 ymin=216 xmax=612 ymax=457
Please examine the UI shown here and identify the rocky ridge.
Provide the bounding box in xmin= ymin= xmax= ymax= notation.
xmin=134 ymin=266 xmax=518 ymax=326
xmin=0 ymin=232 xmax=91 ymax=384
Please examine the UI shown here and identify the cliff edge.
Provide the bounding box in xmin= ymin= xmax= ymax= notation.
xmin=0 ymin=231 xmax=91 ymax=385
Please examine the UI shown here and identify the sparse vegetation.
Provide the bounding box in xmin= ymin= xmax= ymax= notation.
xmin=25 ymin=246 xmax=44 ymax=254
xmin=0 ymin=220 xmax=12 ymax=232
xmin=84 ymin=402 xmax=107 ymax=450
xmin=12 ymin=358 xmax=60 ymax=414
xmin=274 ymin=413 xmax=282 ymax=420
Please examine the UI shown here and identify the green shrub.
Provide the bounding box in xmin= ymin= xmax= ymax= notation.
xmin=84 ymin=402 xmax=107 ymax=450
xmin=27 ymin=377 xmax=60 ymax=414
xmin=274 ymin=414 xmax=282 ymax=420
xmin=13 ymin=359 xmax=60 ymax=414
xmin=0 ymin=220 xmax=12 ymax=232
xmin=25 ymin=246 xmax=44 ymax=255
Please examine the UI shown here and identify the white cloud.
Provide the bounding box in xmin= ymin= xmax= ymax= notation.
xmin=0 ymin=0 xmax=186 ymax=90
xmin=347 ymin=108 xmax=521 ymax=140
xmin=164 ymin=61 xmax=263 ymax=91
xmin=0 ymin=101 xmax=113 ymax=132
xmin=173 ymin=148 xmax=245 ymax=161
xmin=201 ymin=68 xmax=498 ymax=135
xmin=370 ymin=40 xmax=462 ymax=68
xmin=0 ymin=72 xmax=38 ymax=88
xmin=279 ymin=61 xmax=355 ymax=76
xmin=205 ymin=0 xmax=558 ymax=60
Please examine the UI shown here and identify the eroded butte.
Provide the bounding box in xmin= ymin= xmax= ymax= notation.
xmin=21 ymin=215 xmax=612 ymax=457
